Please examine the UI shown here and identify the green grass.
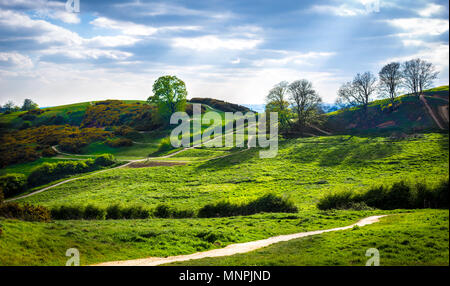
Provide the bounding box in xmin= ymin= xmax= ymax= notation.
xmin=17 ymin=133 xmax=448 ymax=211
xmin=0 ymin=158 xmax=83 ymax=176
xmin=0 ymin=209 xmax=389 ymax=266
xmin=168 ymin=210 xmax=449 ymax=266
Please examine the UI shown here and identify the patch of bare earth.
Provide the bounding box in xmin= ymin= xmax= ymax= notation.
xmin=127 ymin=161 xmax=187 ymax=168
xmin=376 ymin=120 xmax=396 ymax=128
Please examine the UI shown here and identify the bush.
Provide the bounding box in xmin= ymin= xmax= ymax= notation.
xmin=50 ymin=205 xmax=84 ymax=220
xmin=0 ymin=203 xmax=51 ymax=222
xmin=153 ymin=204 xmax=195 ymax=218
xmin=94 ymin=154 xmax=116 ymax=166
xmin=317 ymin=178 xmax=450 ymax=210
xmin=198 ymin=194 xmax=298 ymax=218
xmin=52 ymin=204 xmax=150 ymax=220
xmin=0 ymin=174 xmax=27 ymax=198
xmin=105 ymin=138 xmax=133 ymax=148
xmin=84 ymin=204 xmax=106 ymax=220
xmin=27 ymin=160 xmax=98 ymax=187
xmin=0 ymin=188 xmax=4 ymax=204
xmin=156 ymin=138 xmax=173 ymax=153
xmin=42 ymin=146 xmax=57 ymax=157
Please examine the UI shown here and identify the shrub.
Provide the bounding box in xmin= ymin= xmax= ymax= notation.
xmin=0 ymin=203 xmax=51 ymax=222
xmin=153 ymin=204 xmax=194 ymax=218
xmin=120 ymin=205 xmax=150 ymax=219
xmin=317 ymin=178 xmax=449 ymax=210
xmin=50 ymin=205 xmax=84 ymax=220
xmin=156 ymin=138 xmax=173 ymax=153
xmin=198 ymin=194 xmax=298 ymax=218
xmin=105 ymin=138 xmax=133 ymax=148
xmin=106 ymin=204 xmax=122 ymax=219
xmin=0 ymin=188 xmax=4 ymax=204
xmin=0 ymin=174 xmax=27 ymax=198
xmin=94 ymin=154 xmax=116 ymax=166
xmin=28 ymin=160 xmax=98 ymax=187
xmin=42 ymin=146 xmax=57 ymax=157
xmin=84 ymin=204 xmax=106 ymax=220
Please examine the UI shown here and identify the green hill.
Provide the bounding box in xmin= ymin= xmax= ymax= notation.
xmin=324 ymin=85 xmax=449 ymax=134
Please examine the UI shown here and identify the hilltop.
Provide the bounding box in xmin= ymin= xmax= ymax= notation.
xmin=324 ymin=86 xmax=449 ymax=134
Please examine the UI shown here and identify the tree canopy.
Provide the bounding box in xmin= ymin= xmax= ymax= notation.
xmin=148 ymin=75 xmax=187 ymax=124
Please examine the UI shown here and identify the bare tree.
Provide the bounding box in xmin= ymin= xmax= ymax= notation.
xmin=336 ymin=72 xmax=377 ymax=113
xmin=265 ymin=81 xmax=291 ymax=131
xmin=378 ymin=62 xmax=402 ymax=105
xmin=402 ymin=59 xmax=420 ymax=96
xmin=353 ymin=72 xmax=377 ymax=112
xmin=288 ymin=79 xmax=322 ymax=131
xmin=418 ymin=59 xmax=439 ymax=94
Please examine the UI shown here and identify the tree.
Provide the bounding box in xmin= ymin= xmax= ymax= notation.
xmin=2 ymin=101 xmax=19 ymax=113
xmin=288 ymin=79 xmax=322 ymax=132
xmin=402 ymin=59 xmax=420 ymax=96
xmin=265 ymin=81 xmax=291 ymax=131
xmin=337 ymin=72 xmax=377 ymax=114
xmin=378 ymin=62 xmax=402 ymax=105
xmin=148 ymin=75 xmax=187 ymax=124
xmin=352 ymin=72 xmax=377 ymax=112
xmin=418 ymin=59 xmax=439 ymax=94
xmin=21 ymin=99 xmax=38 ymax=111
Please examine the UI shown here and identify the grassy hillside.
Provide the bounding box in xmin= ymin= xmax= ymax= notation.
xmin=325 ymin=85 xmax=449 ymax=134
xmin=168 ymin=210 xmax=449 ymax=266
xmin=18 ymin=133 xmax=448 ymax=210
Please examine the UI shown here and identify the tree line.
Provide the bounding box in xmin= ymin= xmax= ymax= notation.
xmin=265 ymin=58 xmax=439 ymax=134
xmin=0 ymin=99 xmax=38 ymax=114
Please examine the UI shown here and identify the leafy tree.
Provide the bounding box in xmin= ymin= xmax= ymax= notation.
xmin=21 ymin=99 xmax=38 ymax=111
xmin=265 ymin=81 xmax=291 ymax=131
xmin=2 ymin=100 xmax=19 ymax=113
xmin=148 ymin=75 xmax=187 ymax=124
xmin=288 ymin=79 xmax=322 ymax=132
xmin=378 ymin=62 xmax=402 ymax=105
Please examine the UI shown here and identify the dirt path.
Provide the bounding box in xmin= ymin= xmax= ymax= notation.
xmin=420 ymin=94 xmax=445 ymax=130
xmin=438 ymin=105 xmax=449 ymax=125
xmin=94 ymin=215 xmax=387 ymax=266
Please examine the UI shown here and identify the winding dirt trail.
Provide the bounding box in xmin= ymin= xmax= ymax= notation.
xmin=94 ymin=215 xmax=387 ymax=266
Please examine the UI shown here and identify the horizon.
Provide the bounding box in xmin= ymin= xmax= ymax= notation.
xmin=0 ymin=0 xmax=449 ymax=107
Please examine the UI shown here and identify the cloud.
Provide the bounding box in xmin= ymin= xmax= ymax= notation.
xmin=253 ymin=51 xmax=336 ymax=67
xmin=0 ymin=51 xmax=33 ymax=69
xmin=113 ymin=1 xmax=234 ymax=20
xmin=172 ymin=35 xmax=262 ymax=51
xmin=90 ymin=16 xmax=201 ymax=36
xmin=0 ymin=9 xmax=133 ymax=60
xmin=417 ymin=3 xmax=443 ymax=17
xmin=90 ymin=17 xmax=158 ymax=36
xmin=308 ymin=4 xmax=368 ymax=17
xmin=386 ymin=18 xmax=449 ymax=37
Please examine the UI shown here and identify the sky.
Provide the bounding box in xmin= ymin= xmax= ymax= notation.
xmin=0 ymin=0 xmax=448 ymax=107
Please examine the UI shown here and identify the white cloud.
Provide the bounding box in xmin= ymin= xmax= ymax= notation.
xmin=0 ymin=52 xmax=33 ymax=69
xmin=417 ymin=3 xmax=443 ymax=17
xmin=231 ymin=58 xmax=240 ymax=64
xmin=46 ymin=10 xmax=80 ymax=24
xmin=90 ymin=17 xmax=201 ymax=36
xmin=90 ymin=17 xmax=158 ymax=36
xmin=309 ymin=4 xmax=367 ymax=17
xmin=0 ymin=10 xmax=133 ymax=60
xmin=87 ymin=35 xmax=141 ymax=48
xmin=172 ymin=35 xmax=262 ymax=51
xmin=385 ymin=18 xmax=449 ymax=37
xmin=253 ymin=51 xmax=335 ymax=67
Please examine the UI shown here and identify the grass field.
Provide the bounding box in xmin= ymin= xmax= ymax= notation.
xmin=167 ymin=210 xmax=449 ymax=266
xmin=0 ymin=209 xmax=394 ymax=266
xmin=17 ymin=133 xmax=448 ymax=210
